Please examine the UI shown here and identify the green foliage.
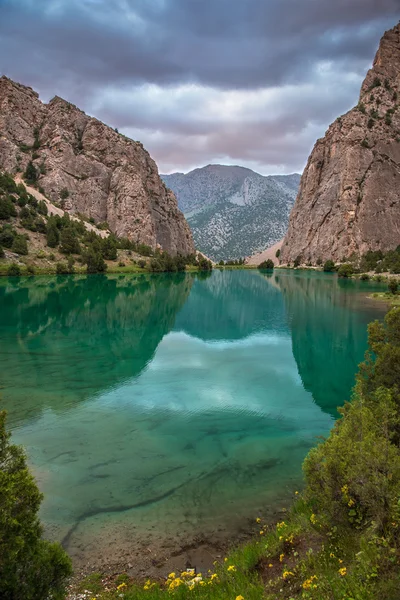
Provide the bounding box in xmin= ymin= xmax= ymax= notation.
xmin=360 ymin=249 xmax=384 ymax=272
xmin=370 ymin=76 xmax=381 ymax=89
xmin=84 ymin=245 xmax=107 ymax=274
xmin=46 ymin=218 xmax=60 ymax=248
xmin=0 ymin=411 xmax=72 ymax=599
xmin=60 ymin=227 xmax=80 ymax=255
xmin=26 ymin=264 xmax=35 ymax=275
xmin=150 ymin=251 xmax=187 ymax=272
xmin=360 ymin=273 xmax=370 ymax=281
xmin=101 ymin=236 xmax=118 ymax=260
xmin=258 ymin=259 xmax=274 ymax=270
xmin=0 ymin=227 xmax=15 ymax=248
xmin=59 ymin=188 xmax=69 ymax=200
xmin=11 ymin=235 xmax=28 ymax=255
xmin=138 ymin=259 xmax=146 ymax=269
xmin=23 ymin=161 xmax=37 ymax=185
xmin=361 ymin=138 xmax=369 ymax=148
xmin=7 ymin=263 xmax=21 ymax=277
xmin=37 ymin=200 xmax=48 ymax=216
xmin=367 ymin=118 xmax=375 ymax=129
xmin=0 ymin=196 xmax=17 ymax=220
xmin=357 ymin=102 xmax=366 ymax=114
xmin=198 ymin=255 xmax=212 ymax=271
xmin=275 ymin=249 xmax=281 ymax=258
xmin=323 ymin=260 xmax=335 ymax=272
xmin=388 ymin=278 xmax=398 ymax=295
xmin=337 ymin=263 xmax=353 ymax=278
xmin=0 ymin=245 xmax=4 ymax=258
xmin=293 ymin=255 xmax=302 ymax=268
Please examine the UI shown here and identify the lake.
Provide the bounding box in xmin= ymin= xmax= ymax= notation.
xmin=0 ymin=269 xmax=386 ymax=567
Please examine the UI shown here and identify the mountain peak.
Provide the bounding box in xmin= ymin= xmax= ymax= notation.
xmin=281 ymin=22 xmax=400 ymax=265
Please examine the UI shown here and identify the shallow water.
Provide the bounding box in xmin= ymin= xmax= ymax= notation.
xmin=0 ymin=270 xmax=386 ymax=564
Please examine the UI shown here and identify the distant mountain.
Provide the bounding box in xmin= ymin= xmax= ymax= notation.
xmin=161 ymin=165 xmax=300 ymax=261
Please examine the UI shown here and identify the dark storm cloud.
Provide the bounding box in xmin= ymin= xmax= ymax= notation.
xmin=0 ymin=0 xmax=399 ymax=173
xmin=1 ymin=0 xmax=398 ymax=91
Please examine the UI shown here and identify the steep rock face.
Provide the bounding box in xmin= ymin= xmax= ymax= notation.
xmin=0 ymin=77 xmax=194 ymax=255
xmin=281 ymin=23 xmax=400 ymax=264
xmin=162 ymin=165 xmax=300 ymax=261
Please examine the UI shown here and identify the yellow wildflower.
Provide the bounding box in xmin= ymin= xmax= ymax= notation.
xmin=210 ymin=573 xmax=218 ymax=581
xmin=260 ymin=530 xmax=264 ymax=535
xmin=339 ymin=567 xmax=347 ymax=576
xmin=302 ymin=575 xmax=318 ymax=589
xmin=117 ymin=582 xmax=127 ymax=590
xmin=227 ymin=565 xmax=236 ymax=572
xmin=236 ymin=596 xmax=245 ymax=600
xmin=276 ymin=521 xmax=286 ymax=530
xmin=282 ymin=570 xmax=294 ymax=579
xmin=338 ymin=559 xmax=343 ymax=564
xmin=330 ymin=553 xmax=335 ymax=558
xmin=310 ymin=513 xmax=317 ymax=525
xmin=268 ymin=563 xmax=273 ymax=568
xmin=279 ymin=553 xmax=284 ymax=562
xmin=295 ymin=491 xmax=299 ymax=495
xmin=167 ymin=572 xmax=176 ymax=579
xmin=224 ymin=557 xmax=228 ymax=562
xmin=341 ymin=484 xmax=349 ymax=494
xmin=168 ymin=578 xmax=183 ymax=590
xmin=348 ymin=498 xmax=355 ymax=507
xmin=256 ymin=517 xmax=261 ymax=523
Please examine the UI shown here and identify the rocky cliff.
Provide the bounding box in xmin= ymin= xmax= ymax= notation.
xmin=281 ymin=23 xmax=400 ymax=265
xmin=162 ymin=165 xmax=300 ymax=261
xmin=0 ymin=77 xmax=194 ymax=255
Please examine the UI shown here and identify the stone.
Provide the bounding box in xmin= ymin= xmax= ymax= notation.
xmin=281 ymin=23 xmax=400 ymax=265
xmin=0 ymin=77 xmax=194 ymax=256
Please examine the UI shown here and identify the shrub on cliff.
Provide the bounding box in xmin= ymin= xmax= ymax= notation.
xmin=0 ymin=411 xmax=72 ymax=599
xmin=0 ymin=196 xmax=17 ymax=220
xmin=323 ymin=260 xmax=335 ymax=272
xmin=258 ymin=259 xmax=274 ymax=270
xmin=23 ymin=161 xmax=37 ymax=185
xmin=60 ymin=227 xmax=80 ymax=255
xmin=11 ymin=235 xmax=28 ymax=255
xmin=46 ymin=218 xmax=60 ymax=248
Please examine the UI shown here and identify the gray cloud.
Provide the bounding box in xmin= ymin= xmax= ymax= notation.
xmin=0 ymin=0 xmax=398 ymax=173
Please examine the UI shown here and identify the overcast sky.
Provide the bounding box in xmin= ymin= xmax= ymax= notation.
xmin=0 ymin=1 xmax=399 ymax=175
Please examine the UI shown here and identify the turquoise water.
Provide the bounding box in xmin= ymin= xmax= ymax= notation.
xmin=0 ymin=270 xmax=386 ymax=565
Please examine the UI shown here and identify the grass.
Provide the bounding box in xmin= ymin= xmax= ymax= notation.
xmin=369 ymin=292 xmax=400 ymax=306
xmin=68 ymin=497 xmax=400 ymax=600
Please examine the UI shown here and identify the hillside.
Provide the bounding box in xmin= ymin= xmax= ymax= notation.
xmin=162 ymin=166 xmax=300 ymax=261
xmin=0 ymin=76 xmax=194 ymax=256
xmin=281 ymin=23 xmax=400 ymax=265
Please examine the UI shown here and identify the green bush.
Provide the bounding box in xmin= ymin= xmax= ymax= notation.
xmin=0 ymin=197 xmax=17 ymax=220
xmin=46 ymin=219 xmax=60 ymax=248
xmin=60 ymin=227 xmax=80 ymax=255
xmin=0 ymin=228 xmax=15 ymax=248
xmin=338 ymin=263 xmax=354 ymax=278
xmin=0 ymin=411 xmax=72 ymax=599
xmin=360 ymin=273 xmax=370 ymax=281
xmin=7 ymin=263 xmax=21 ymax=276
xmin=23 ymin=161 xmax=37 ymax=185
xmin=101 ymin=236 xmax=118 ymax=260
xmin=275 ymin=249 xmax=281 ymax=258
xmin=59 ymin=188 xmax=69 ymax=200
xmin=11 ymin=235 xmax=28 ymax=255
xmin=138 ymin=259 xmax=146 ymax=269
xmin=84 ymin=246 xmax=107 ymax=274
xmin=0 ymin=245 xmax=4 ymax=258
xmin=258 ymin=259 xmax=274 ymax=270
xmin=388 ymin=278 xmax=398 ymax=295
xmin=293 ymin=255 xmax=302 ymax=268
xmin=323 ymin=260 xmax=335 ymax=272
